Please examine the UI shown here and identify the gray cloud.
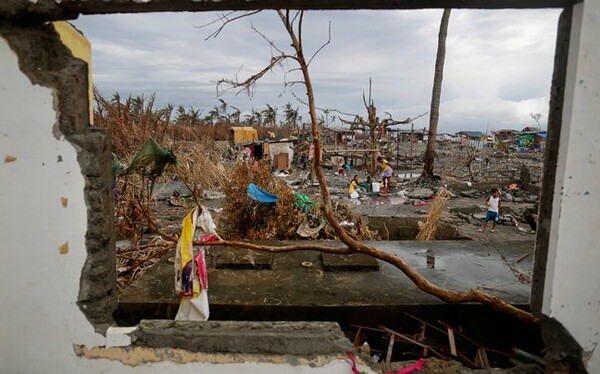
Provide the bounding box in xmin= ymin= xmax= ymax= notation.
xmin=73 ymin=8 xmax=560 ymax=133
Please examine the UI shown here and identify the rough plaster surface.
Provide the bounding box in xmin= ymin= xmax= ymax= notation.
xmin=74 ymin=345 xmax=376 ymax=373
xmin=530 ymin=7 xmax=570 ymax=313
xmin=0 ymin=21 xmax=117 ymax=333
xmin=542 ymin=2 xmax=600 ymax=370
xmin=132 ymin=320 xmax=354 ymax=355
xmin=0 ymin=24 xmax=375 ymax=374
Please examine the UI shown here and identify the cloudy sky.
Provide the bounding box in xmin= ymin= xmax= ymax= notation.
xmin=72 ymin=9 xmax=560 ymax=133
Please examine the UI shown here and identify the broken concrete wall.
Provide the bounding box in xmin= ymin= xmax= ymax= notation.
xmin=0 ymin=1 xmax=599 ymax=372
xmin=0 ymin=21 xmax=110 ymax=370
xmin=0 ymin=20 xmax=374 ymax=374
xmin=541 ymin=2 xmax=600 ymax=370
xmin=0 ymin=19 xmax=117 ymax=334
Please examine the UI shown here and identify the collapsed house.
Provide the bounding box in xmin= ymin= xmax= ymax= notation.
xmin=0 ymin=1 xmax=599 ymax=373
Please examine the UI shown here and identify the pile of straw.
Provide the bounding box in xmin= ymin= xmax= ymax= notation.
xmin=416 ymin=188 xmax=451 ymax=241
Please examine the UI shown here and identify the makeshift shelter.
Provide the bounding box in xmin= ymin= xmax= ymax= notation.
xmin=457 ymin=131 xmax=487 ymax=149
xmin=230 ymin=127 xmax=258 ymax=144
xmin=493 ymin=129 xmax=519 ymax=143
xmin=267 ymin=140 xmax=294 ymax=170
xmin=322 ymin=127 xmax=355 ymax=147
xmin=393 ymin=128 xmax=428 ymax=143
xmin=518 ymin=131 xmax=546 ymax=151
xmin=240 ymin=141 xmax=265 ymax=160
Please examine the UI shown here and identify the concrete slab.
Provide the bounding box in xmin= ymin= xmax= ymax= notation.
xmin=131 ymin=320 xmax=353 ymax=355
xmin=120 ymin=240 xmax=534 ymax=310
xmin=216 ymin=248 xmax=273 ymax=270
xmin=321 ymin=252 xmax=379 ymax=271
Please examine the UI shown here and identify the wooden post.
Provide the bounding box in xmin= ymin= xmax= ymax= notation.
xmin=410 ymin=122 xmax=414 ymax=169
xmin=353 ymin=326 xmax=363 ymax=347
xmin=385 ymin=333 xmax=396 ymax=363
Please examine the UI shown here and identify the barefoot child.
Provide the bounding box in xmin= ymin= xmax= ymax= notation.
xmin=348 ymin=175 xmax=360 ymax=199
xmin=377 ymin=156 xmax=393 ymax=193
xmin=478 ymin=188 xmax=501 ymax=233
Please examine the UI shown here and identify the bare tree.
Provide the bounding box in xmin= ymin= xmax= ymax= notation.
xmin=421 ymin=9 xmax=451 ymax=181
xmin=530 ymin=112 xmax=542 ymax=129
xmin=205 ymin=9 xmax=537 ymax=324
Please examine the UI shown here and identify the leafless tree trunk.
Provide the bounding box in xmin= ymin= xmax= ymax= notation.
xmin=421 ymin=9 xmax=451 ymax=180
xmin=203 ymin=9 xmax=538 ymax=325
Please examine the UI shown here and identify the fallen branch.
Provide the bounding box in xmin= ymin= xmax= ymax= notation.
xmin=193 ymin=239 xmax=353 ymax=255
xmin=283 ymin=11 xmax=538 ymax=325
xmin=200 ymin=9 xmax=540 ymax=326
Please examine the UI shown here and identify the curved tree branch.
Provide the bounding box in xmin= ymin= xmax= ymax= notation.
xmin=196 ymin=10 xmax=262 ymax=40
xmin=275 ymin=8 xmax=538 ymax=325
xmin=204 ymin=9 xmax=539 ymax=325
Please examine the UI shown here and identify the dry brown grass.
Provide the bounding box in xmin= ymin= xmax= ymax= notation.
xmin=174 ymin=144 xmax=230 ymax=205
xmin=220 ymin=162 xmax=302 ymax=240
xmin=416 ymin=188 xmax=451 ymax=241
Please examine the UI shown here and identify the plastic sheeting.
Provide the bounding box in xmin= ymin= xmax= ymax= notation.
xmin=246 ymin=183 xmax=279 ymax=203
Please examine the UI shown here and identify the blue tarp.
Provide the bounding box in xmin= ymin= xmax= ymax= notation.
xmin=247 ymin=183 xmax=279 ymax=204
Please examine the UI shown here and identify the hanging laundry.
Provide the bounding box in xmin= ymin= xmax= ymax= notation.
xmin=174 ymin=206 xmax=218 ymax=321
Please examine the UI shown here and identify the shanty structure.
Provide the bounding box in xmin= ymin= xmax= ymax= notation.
xmin=266 ymin=140 xmax=295 ymax=170
xmin=457 ymin=131 xmax=487 ymax=149
xmin=393 ymin=128 xmax=427 ymax=143
xmin=517 ymin=131 xmax=547 ymax=151
xmin=230 ymin=127 xmax=258 ymax=144
xmin=493 ymin=129 xmax=519 ymax=143
xmin=322 ymin=127 xmax=355 ymax=148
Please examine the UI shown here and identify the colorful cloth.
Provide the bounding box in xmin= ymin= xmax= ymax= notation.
xmin=174 ymin=207 xmax=218 ymax=321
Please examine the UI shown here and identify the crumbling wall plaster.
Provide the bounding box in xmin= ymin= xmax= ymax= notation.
xmin=0 ymin=23 xmax=374 ymax=374
xmin=0 ymin=30 xmax=107 ymax=372
xmin=0 ymin=20 xmax=118 ymax=334
xmin=542 ymin=1 xmax=600 ymax=370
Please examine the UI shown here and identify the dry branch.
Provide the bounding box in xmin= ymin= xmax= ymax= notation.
xmin=281 ymin=9 xmax=538 ymax=325
xmin=199 ymin=9 xmax=540 ymax=325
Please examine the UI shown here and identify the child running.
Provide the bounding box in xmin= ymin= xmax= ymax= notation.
xmin=478 ymin=188 xmax=502 ymax=233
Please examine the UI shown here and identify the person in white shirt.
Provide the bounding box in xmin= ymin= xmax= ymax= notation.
xmin=478 ymin=188 xmax=502 ymax=233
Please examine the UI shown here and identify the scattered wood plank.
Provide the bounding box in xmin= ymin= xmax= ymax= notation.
xmin=353 ymin=326 xmax=363 ymax=347
xmin=380 ymin=326 xmax=446 ymax=360
xmin=386 ymin=333 xmax=396 ymax=363
xmin=447 ymin=326 xmax=457 ymax=356
xmin=515 ymin=252 xmax=531 ymax=264
xmin=474 ymin=348 xmax=490 ymax=368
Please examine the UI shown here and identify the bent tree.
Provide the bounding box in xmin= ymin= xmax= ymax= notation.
xmin=201 ymin=9 xmax=537 ymax=324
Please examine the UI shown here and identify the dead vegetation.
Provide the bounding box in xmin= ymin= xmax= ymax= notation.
xmin=201 ymin=9 xmax=539 ymax=325
xmin=416 ymin=188 xmax=451 ymax=241
xmin=219 ymin=161 xmax=376 ymax=241
xmin=220 ymin=161 xmax=302 ymax=240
